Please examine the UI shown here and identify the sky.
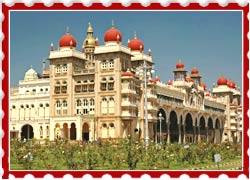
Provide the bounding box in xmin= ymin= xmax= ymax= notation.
xmin=10 ymin=11 xmax=242 ymax=91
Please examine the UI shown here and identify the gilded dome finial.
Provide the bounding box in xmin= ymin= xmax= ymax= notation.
xmin=87 ymin=22 xmax=93 ymax=33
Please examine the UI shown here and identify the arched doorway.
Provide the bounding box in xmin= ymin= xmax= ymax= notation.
xmin=215 ymin=119 xmax=221 ymax=144
xmin=82 ymin=123 xmax=89 ymax=141
xmin=155 ymin=109 xmax=167 ymax=143
xmin=54 ymin=123 xmax=61 ymax=139
xmin=169 ymin=111 xmax=179 ymax=143
xmin=199 ymin=116 xmax=206 ymax=142
xmin=185 ymin=113 xmax=193 ymax=143
xmin=208 ymin=118 xmax=214 ymax=143
xmin=63 ymin=123 xmax=68 ymax=139
xmin=70 ymin=123 xmax=76 ymax=140
xmin=21 ymin=124 xmax=34 ymax=140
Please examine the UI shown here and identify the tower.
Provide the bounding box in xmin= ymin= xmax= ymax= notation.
xmin=83 ymin=23 xmax=96 ymax=61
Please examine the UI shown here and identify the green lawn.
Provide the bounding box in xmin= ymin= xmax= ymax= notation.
xmin=10 ymin=139 xmax=242 ymax=170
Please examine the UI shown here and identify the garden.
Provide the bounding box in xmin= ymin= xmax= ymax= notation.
xmin=10 ymin=138 xmax=242 ymax=170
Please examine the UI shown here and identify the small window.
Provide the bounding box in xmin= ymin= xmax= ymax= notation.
xmin=45 ymin=88 xmax=48 ymax=91
xmin=31 ymin=104 xmax=34 ymax=108
xmin=102 ymin=123 xmax=107 ymax=128
xmin=20 ymin=105 xmax=24 ymax=108
xmin=45 ymin=103 xmax=49 ymax=107
xmin=110 ymin=123 xmax=115 ymax=128
xmin=12 ymin=105 xmax=16 ymax=109
xmin=40 ymin=104 xmax=43 ymax=107
xmin=26 ymin=105 xmax=29 ymax=108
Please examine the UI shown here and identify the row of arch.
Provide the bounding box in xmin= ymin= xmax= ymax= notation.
xmin=154 ymin=109 xmax=223 ymax=143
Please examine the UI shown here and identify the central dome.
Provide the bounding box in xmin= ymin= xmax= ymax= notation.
xmin=104 ymin=21 xmax=122 ymax=43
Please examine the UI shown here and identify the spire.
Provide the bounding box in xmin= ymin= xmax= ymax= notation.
xmin=50 ymin=42 xmax=54 ymax=51
xmin=66 ymin=26 xmax=70 ymax=34
xmin=87 ymin=22 xmax=93 ymax=33
xmin=30 ymin=65 xmax=33 ymax=69
xmin=111 ymin=20 xmax=115 ymax=28
xmin=134 ymin=31 xmax=137 ymax=39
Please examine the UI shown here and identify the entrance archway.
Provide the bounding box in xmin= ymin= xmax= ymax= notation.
xmin=82 ymin=123 xmax=89 ymax=141
xmin=185 ymin=113 xmax=193 ymax=142
xmin=199 ymin=116 xmax=206 ymax=142
xmin=169 ymin=111 xmax=179 ymax=143
xmin=63 ymin=123 xmax=68 ymax=139
xmin=208 ymin=118 xmax=214 ymax=143
xmin=21 ymin=124 xmax=34 ymax=140
xmin=70 ymin=123 xmax=76 ymax=140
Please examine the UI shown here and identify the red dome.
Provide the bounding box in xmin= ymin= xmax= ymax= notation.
xmin=200 ymin=82 xmax=207 ymax=90
xmin=205 ymin=92 xmax=210 ymax=96
xmin=167 ymin=80 xmax=172 ymax=85
xmin=191 ymin=67 xmax=199 ymax=74
xmin=154 ymin=76 xmax=160 ymax=82
xmin=121 ymin=71 xmax=135 ymax=77
xmin=217 ymin=76 xmax=228 ymax=86
xmin=104 ymin=25 xmax=122 ymax=43
xmin=227 ymin=80 xmax=236 ymax=89
xmin=59 ymin=33 xmax=77 ymax=47
xmin=128 ymin=34 xmax=144 ymax=51
xmin=176 ymin=61 xmax=184 ymax=68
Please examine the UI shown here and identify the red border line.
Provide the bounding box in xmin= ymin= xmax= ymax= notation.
xmin=2 ymin=2 xmax=249 ymax=179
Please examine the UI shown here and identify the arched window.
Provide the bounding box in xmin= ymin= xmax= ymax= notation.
xmin=109 ymin=59 xmax=114 ymax=68
xmin=62 ymin=100 xmax=67 ymax=107
xmin=90 ymin=99 xmax=95 ymax=106
xmin=109 ymin=97 xmax=115 ymax=114
xmin=20 ymin=105 xmax=24 ymax=108
xmin=76 ymin=99 xmax=81 ymax=106
xmin=55 ymin=64 xmax=61 ymax=73
xmin=101 ymin=60 xmax=107 ymax=69
xmin=101 ymin=97 xmax=108 ymax=115
xmin=39 ymin=103 xmax=43 ymax=108
xmin=62 ymin=64 xmax=67 ymax=73
xmin=45 ymin=103 xmax=49 ymax=107
xmin=12 ymin=105 xmax=16 ymax=109
xmin=31 ymin=104 xmax=34 ymax=108
xmin=26 ymin=105 xmax=29 ymax=108
xmin=83 ymin=99 xmax=88 ymax=106
xmin=56 ymin=101 xmax=61 ymax=108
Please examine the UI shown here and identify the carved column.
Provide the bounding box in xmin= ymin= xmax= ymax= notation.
xmin=198 ymin=126 xmax=201 ymax=143
xmin=178 ymin=123 xmax=181 ymax=144
xmin=167 ymin=122 xmax=170 ymax=144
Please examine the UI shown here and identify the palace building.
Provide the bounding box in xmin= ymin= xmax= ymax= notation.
xmin=10 ymin=22 xmax=242 ymax=144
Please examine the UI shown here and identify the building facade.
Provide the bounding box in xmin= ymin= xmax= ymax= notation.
xmin=10 ymin=22 xmax=242 ymax=144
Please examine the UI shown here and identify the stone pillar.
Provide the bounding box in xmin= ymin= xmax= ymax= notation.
xmin=183 ymin=125 xmax=186 ymax=144
xmin=198 ymin=126 xmax=201 ymax=143
xmin=206 ymin=127 xmax=209 ymax=142
xmin=193 ymin=125 xmax=196 ymax=143
xmin=68 ymin=128 xmax=70 ymax=139
xmin=167 ymin=122 xmax=170 ymax=144
xmin=178 ymin=123 xmax=181 ymax=144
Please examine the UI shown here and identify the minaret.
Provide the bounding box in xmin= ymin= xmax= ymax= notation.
xmin=83 ymin=22 xmax=96 ymax=61
xmin=190 ymin=67 xmax=201 ymax=84
xmin=173 ymin=60 xmax=187 ymax=81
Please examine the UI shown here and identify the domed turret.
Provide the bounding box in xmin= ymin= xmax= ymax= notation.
xmin=128 ymin=32 xmax=144 ymax=52
xmin=83 ymin=23 xmax=96 ymax=47
xmin=217 ymin=76 xmax=228 ymax=86
xmin=104 ymin=21 xmax=122 ymax=44
xmin=227 ymin=80 xmax=236 ymax=89
xmin=24 ymin=65 xmax=38 ymax=81
xmin=176 ymin=60 xmax=185 ymax=69
xmin=59 ymin=27 xmax=77 ymax=48
xmin=191 ymin=67 xmax=199 ymax=74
